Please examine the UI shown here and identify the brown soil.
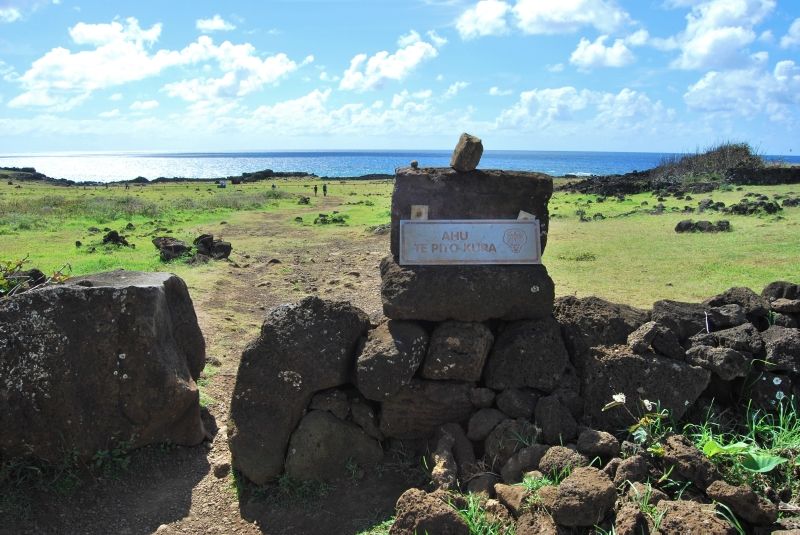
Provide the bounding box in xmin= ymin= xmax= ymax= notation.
xmin=2 ymin=195 xmax=424 ymax=535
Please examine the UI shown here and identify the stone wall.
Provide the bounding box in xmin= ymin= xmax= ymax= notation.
xmin=226 ymin=161 xmax=800 ymax=488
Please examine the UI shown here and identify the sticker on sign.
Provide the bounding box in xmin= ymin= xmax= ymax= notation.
xmin=399 ymin=219 xmax=542 ymax=265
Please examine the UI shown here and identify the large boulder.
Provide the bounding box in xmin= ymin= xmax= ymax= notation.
xmin=379 ymin=379 xmax=473 ymax=439
xmin=0 ymin=271 xmax=206 ymax=462
xmin=583 ymin=346 xmax=711 ymax=430
xmin=390 ymin=167 xmax=552 ymax=258
xmin=355 ymin=320 xmax=428 ymax=401
xmin=284 ymin=411 xmax=382 ymax=482
xmin=420 ymin=321 xmax=494 ymax=381
xmin=483 ymin=317 xmax=570 ymax=392
xmin=554 ymin=296 xmax=648 ymax=371
xmin=228 ymin=297 xmax=369 ymax=484
xmin=381 ymin=257 xmax=555 ymax=322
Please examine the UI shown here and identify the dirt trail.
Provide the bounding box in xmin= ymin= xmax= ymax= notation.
xmin=4 ymin=195 xmax=416 ymax=535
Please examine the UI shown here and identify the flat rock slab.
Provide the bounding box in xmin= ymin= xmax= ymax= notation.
xmin=0 ymin=270 xmax=206 ymax=462
xmin=390 ymin=167 xmax=552 ymax=259
xmin=380 ymin=256 xmax=554 ymax=322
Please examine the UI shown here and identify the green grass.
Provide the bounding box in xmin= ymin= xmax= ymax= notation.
xmin=455 ymin=493 xmax=515 ymax=535
xmin=548 ymin=183 xmax=800 ymax=307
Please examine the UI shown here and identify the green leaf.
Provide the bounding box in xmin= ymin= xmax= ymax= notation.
xmin=702 ymin=440 xmax=749 ymax=458
xmin=740 ymin=452 xmax=788 ymax=473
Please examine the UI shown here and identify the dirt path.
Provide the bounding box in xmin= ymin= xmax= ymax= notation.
xmin=3 ymin=195 xmax=419 ymax=535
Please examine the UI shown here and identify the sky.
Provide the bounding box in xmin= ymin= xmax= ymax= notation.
xmin=0 ymin=0 xmax=799 ymax=154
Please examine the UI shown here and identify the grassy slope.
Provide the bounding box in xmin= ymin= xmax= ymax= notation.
xmin=1 ymin=179 xmax=797 ymax=308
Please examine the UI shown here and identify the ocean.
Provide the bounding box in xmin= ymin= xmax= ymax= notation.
xmin=1 ymin=150 xmax=798 ymax=183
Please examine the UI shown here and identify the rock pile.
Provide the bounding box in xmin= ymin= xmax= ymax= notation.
xmin=674 ymin=219 xmax=731 ymax=233
xmin=0 ymin=271 xmax=207 ymax=461
xmin=152 ymin=233 xmax=232 ymax=262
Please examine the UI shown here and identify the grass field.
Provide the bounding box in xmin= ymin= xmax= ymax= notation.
xmin=1 ymin=177 xmax=798 ymax=308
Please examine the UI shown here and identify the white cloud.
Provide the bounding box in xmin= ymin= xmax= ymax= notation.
xmin=456 ymin=0 xmax=510 ymax=39
xmin=684 ymin=60 xmax=800 ymax=122
xmin=497 ymin=87 xmax=592 ymax=128
xmin=489 ymin=86 xmax=513 ymax=96
xmin=241 ymin=88 xmax=472 ymax=138
xmin=163 ymin=44 xmax=312 ymax=102
xmin=444 ymin=81 xmax=469 ymax=98
xmin=130 ymin=99 xmax=159 ymax=111
xmin=626 ymin=29 xmax=650 ymax=46
xmin=9 ymin=18 xmax=310 ymax=110
xmin=339 ymin=31 xmax=439 ymax=91
xmin=319 ymin=71 xmax=339 ymax=82
xmin=109 ymin=92 xmax=123 ymax=101
xmin=670 ymin=0 xmax=776 ymax=70
xmin=196 ymin=15 xmax=236 ymax=33
xmin=547 ymin=63 xmax=565 ymax=73
xmin=391 ymin=89 xmax=433 ymax=110
xmin=397 ymin=30 xmax=423 ymax=47
xmin=513 ymin=0 xmax=632 ymax=35
xmin=570 ymin=35 xmax=635 ymax=69
xmin=426 ymin=30 xmax=448 ymax=47
xmin=0 ymin=59 xmax=16 ymax=80
xmin=99 ymin=109 xmax=120 ymax=118
xmin=495 ymin=86 xmax=673 ymax=134
xmin=781 ymin=18 xmax=800 ymax=49
xmin=0 ymin=7 xmax=22 ymax=23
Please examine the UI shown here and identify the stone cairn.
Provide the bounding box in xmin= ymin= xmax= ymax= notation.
xmin=227 ymin=134 xmax=799 ymax=533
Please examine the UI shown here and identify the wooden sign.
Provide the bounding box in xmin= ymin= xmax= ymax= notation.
xmin=399 ymin=220 xmax=541 ymax=265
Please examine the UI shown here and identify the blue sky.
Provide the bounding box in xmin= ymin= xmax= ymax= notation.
xmin=0 ymin=0 xmax=798 ymax=154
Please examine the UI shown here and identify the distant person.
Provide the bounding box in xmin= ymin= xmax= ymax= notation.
xmin=314 ymin=184 xmax=318 ymax=196
xmin=323 ymin=183 xmax=328 ymax=197
xmin=271 ymin=183 xmax=276 ymax=191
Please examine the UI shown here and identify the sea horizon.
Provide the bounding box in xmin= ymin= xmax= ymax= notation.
xmin=2 ymin=149 xmax=798 ymax=183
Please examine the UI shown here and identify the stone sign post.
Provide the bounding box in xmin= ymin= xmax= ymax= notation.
xmin=381 ymin=138 xmax=555 ymax=322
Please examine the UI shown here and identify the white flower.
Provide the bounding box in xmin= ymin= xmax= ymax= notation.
xmin=773 ymin=377 xmax=782 ymax=385
xmin=612 ymin=393 xmax=626 ymax=404
xmin=776 ymin=391 xmax=785 ymax=400
xmin=642 ymin=399 xmax=654 ymax=411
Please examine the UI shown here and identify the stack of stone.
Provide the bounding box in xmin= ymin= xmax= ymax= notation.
xmin=381 ymin=133 xmax=555 ymax=322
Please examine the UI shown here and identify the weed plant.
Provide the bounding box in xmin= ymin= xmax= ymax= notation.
xmin=685 ymin=398 xmax=800 ymax=500
xmin=455 ymin=493 xmax=515 ymax=535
